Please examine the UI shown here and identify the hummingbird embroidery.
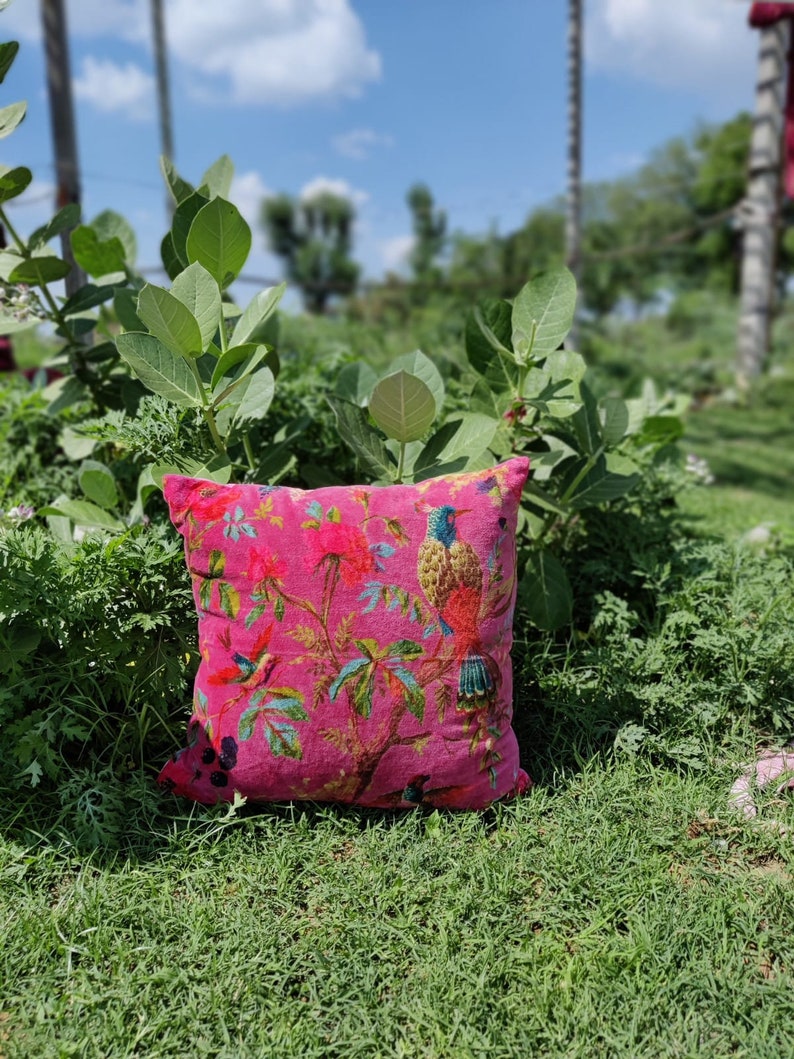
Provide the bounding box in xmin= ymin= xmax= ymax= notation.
xmin=417 ymin=505 xmax=498 ymax=703
xmin=206 ymin=623 xmax=278 ymax=745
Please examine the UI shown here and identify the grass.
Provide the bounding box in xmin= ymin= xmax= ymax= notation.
xmin=3 ymin=752 xmax=794 ymax=1059
xmin=3 ymin=295 xmax=794 ymax=1057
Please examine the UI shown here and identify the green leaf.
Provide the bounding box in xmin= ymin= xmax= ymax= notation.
xmin=211 ymin=344 xmax=273 ymax=395
xmin=150 ymin=453 xmax=232 ymax=488
xmin=28 ymin=204 xmax=82 ymax=251
xmin=230 ymin=366 xmax=275 ymax=427
xmin=218 ymin=582 xmax=241 ymax=620
xmin=208 ymin=550 xmax=226 ymax=577
xmin=115 ymin=331 xmax=203 ymax=407
xmin=335 ymin=361 xmax=378 ymax=407
xmin=600 ymin=397 xmax=630 ymax=448
xmin=71 ymin=226 xmax=126 ymax=278
xmin=0 ymin=42 xmax=20 ymax=85
xmin=0 ymin=101 xmax=26 ymax=139
xmin=570 ymin=383 xmax=602 ymax=456
xmin=38 ymin=499 xmax=124 ymax=532
xmin=230 ymin=284 xmax=286 ymax=346
xmin=386 ymin=350 xmax=445 ymax=415
xmin=369 ymin=371 xmax=436 ymax=444
xmin=59 ymin=427 xmax=96 ymax=461
xmin=137 ymin=283 xmax=204 ymax=359
xmin=523 ymin=348 xmax=586 ymax=418
xmin=265 ymin=721 xmax=302 ymax=759
xmin=523 ymin=550 xmax=573 ymax=631
xmin=90 ymin=210 xmax=136 ymax=266
xmin=415 ymin=413 xmax=498 ymax=477
xmin=160 ymin=156 xmax=195 ymax=206
xmin=566 ymin=455 xmax=640 ymax=510
xmin=113 ymin=288 xmax=144 ymax=332
xmin=327 ymin=396 xmax=395 ymax=480
xmin=171 ymin=262 xmax=221 ymax=349
xmin=635 ymin=415 xmax=684 ymax=447
xmin=61 ymin=283 xmax=117 ymax=317
xmin=0 ymin=165 xmax=31 ymax=204
xmin=186 ymin=197 xmax=251 ymax=289
xmin=512 ymin=267 xmax=577 ymax=361
xmin=238 ymin=705 xmax=259 ymax=741
xmin=465 ymin=298 xmax=516 ymax=394
xmin=201 ymin=154 xmax=234 ymax=199
xmin=78 ymin=460 xmax=119 ymax=510
xmin=170 ymin=190 xmax=210 ymax=267
xmin=160 ymin=231 xmax=182 ymax=281
xmin=9 ymin=255 xmax=71 ymax=286
xmin=386 ymin=639 xmax=423 ymax=659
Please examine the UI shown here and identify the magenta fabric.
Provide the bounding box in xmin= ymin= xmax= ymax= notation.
xmin=158 ymin=458 xmax=530 ymax=810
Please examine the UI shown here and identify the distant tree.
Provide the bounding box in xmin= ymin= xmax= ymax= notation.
xmin=407 ymin=184 xmax=446 ymax=291
xmin=260 ymin=191 xmax=359 ymax=313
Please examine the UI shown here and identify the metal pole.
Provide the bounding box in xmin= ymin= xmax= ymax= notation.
xmin=40 ymin=0 xmax=85 ymax=295
xmin=151 ymin=0 xmax=175 ymax=216
xmin=565 ymin=0 xmax=582 ymax=346
xmin=736 ymin=21 xmax=789 ymax=391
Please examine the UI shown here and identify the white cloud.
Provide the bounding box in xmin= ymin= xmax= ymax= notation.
xmin=166 ymin=0 xmax=381 ymax=106
xmin=332 ymin=127 xmax=394 ymax=160
xmin=299 ymin=176 xmax=369 ymax=207
xmin=230 ymin=171 xmax=272 ymax=229
xmin=587 ymin=0 xmax=756 ymax=107
xmin=73 ymin=56 xmax=154 ymax=120
xmin=1 ymin=0 xmax=147 ymax=42
xmin=379 ymin=234 xmax=415 ymax=273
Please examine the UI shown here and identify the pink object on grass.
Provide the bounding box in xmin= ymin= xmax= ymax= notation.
xmin=159 ymin=458 xmax=530 ymax=810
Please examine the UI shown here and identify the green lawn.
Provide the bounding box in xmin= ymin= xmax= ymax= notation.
xmin=3 ymin=753 xmax=794 ymax=1059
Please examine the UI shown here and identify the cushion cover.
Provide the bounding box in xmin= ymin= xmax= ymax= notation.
xmin=158 ymin=457 xmax=530 ymax=809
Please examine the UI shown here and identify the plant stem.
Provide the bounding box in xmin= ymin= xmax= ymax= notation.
xmin=243 ymin=434 xmax=257 ymax=474
xmin=396 ymin=442 xmax=405 ymax=483
xmin=187 ymin=357 xmax=227 ymax=458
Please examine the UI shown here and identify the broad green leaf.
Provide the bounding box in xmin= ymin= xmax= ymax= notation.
xmin=62 ymin=283 xmax=117 ymax=317
xmin=9 ymin=255 xmax=71 ymax=286
xmin=512 ymin=267 xmax=577 ymax=361
xmin=386 ymin=350 xmax=445 ymax=415
xmin=170 ymin=190 xmax=210 ymax=267
xmin=465 ymin=298 xmax=516 ymax=394
xmin=160 ymin=156 xmax=194 ymax=206
xmin=38 ymin=499 xmax=124 ymax=532
xmin=523 ymin=549 xmax=573 ymax=631
xmin=137 ymin=283 xmax=203 ymax=359
xmin=231 ymin=366 xmax=275 ymax=427
xmin=59 ymin=427 xmax=96 ymax=461
xmin=415 ymin=413 xmax=497 ymax=476
xmin=335 ymin=361 xmax=378 ymax=407
xmin=90 ymin=210 xmax=137 ymax=267
xmin=114 ymin=288 xmax=144 ymax=332
xmin=369 ymin=371 xmax=436 ymax=443
xmin=570 ymin=383 xmax=602 ymax=456
xmin=327 ymin=396 xmax=395 ymax=480
xmin=201 ymin=154 xmax=234 ymax=199
xmin=600 ymin=396 xmax=630 ymax=448
xmin=171 ymin=262 xmax=221 ymax=349
xmin=78 ymin=459 xmax=118 ymax=510
xmin=160 ymin=231 xmax=182 ymax=281
xmin=523 ymin=349 xmax=586 ymax=419
xmin=211 ymin=343 xmax=272 ymax=394
xmin=566 ymin=454 xmax=640 ymax=510
xmin=635 ymin=415 xmax=684 ymax=447
xmin=0 ymin=165 xmax=31 ymax=204
xmin=218 ymin=582 xmax=240 ymax=620
xmin=0 ymin=101 xmax=25 ymax=139
xmin=265 ymin=720 xmax=302 ymax=758
xmin=71 ymin=226 xmax=126 ymax=278
xmin=150 ymin=453 xmax=232 ymax=488
xmin=116 ymin=331 xmax=203 ymax=407
xmin=0 ymin=249 xmax=23 ymax=281
xmin=230 ymin=283 xmax=286 ymax=346
xmin=28 ymin=204 xmax=82 ymax=251
xmin=186 ymin=197 xmax=251 ymax=289
xmin=0 ymin=42 xmax=19 ymax=85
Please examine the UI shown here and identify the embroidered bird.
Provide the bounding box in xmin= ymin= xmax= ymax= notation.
xmin=417 ymin=504 xmax=497 ymax=702
xmin=207 ymin=623 xmax=278 ymax=691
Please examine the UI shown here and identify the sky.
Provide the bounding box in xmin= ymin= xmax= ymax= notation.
xmin=1 ymin=0 xmax=763 ymax=292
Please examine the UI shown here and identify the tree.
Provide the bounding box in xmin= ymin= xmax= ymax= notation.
xmin=407 ymin=184 xmax=446 ymax=290
xmin=261 ymin=191 xmax=359 ymax=313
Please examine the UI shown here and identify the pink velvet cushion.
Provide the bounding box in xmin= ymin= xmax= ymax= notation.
xmin=158 ymin=457 xmax=530 ymax=809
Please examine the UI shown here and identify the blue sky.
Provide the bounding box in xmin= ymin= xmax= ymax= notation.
xmin=2 ymin=0 xmax=760 ymax=288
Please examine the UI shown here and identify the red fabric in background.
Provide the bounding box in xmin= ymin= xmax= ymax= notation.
xmin=749 ymin=2 xmax=794 ymax=197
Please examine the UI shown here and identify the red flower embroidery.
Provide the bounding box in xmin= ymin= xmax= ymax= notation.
xmin=306 ymin=522 xmax=374 ymax=586
xmin=248 ymin=548 xmax=286 ymax=586
xmin=186 ymin=483 xmax=243 ymax=522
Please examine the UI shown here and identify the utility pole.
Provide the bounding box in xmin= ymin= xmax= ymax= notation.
xmin=565 ymin=0 xmax=583 ymax=346
xmin=151 ymin=0 xmax=175 ymax=216
xmin=40 ymin=0 xmax=85 ymax=296
xmin=737 ymin=16 xmax=790 ymax=390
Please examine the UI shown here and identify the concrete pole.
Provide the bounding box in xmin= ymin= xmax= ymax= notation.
xmin=565 ymin=0 xmax=582 ymax=347
xmin=40 ymin=0 xmax=85 ymax=296
xmin=151 ymin=0 xmax=175 ymax=216
xmin=736 ymin=21 xmax=790 ymax=391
